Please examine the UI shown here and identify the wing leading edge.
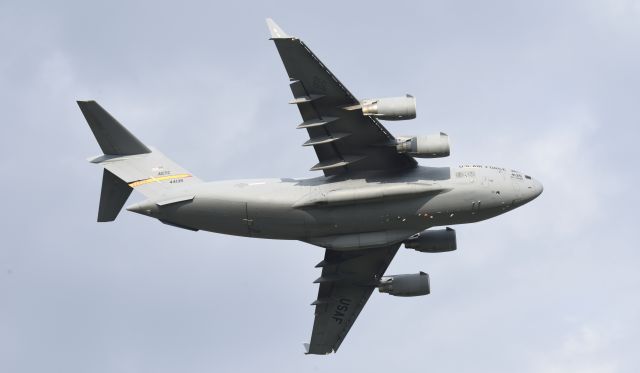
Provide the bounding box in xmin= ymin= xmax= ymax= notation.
xmin=306 ymin=244 xmax=400 ymax=354
xmin=266 ymin=19 xmax=417 ymax=176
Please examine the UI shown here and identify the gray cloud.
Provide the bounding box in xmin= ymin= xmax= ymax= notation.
xmin=1 ymin=0 xmax=639 ymax=372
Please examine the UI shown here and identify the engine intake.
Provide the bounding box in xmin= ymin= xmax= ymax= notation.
xmin=396 ymin=133 xmax=450 ymax=158
xmin=378 ymin=272 xmax=430 ymax=297
xmin=404 ymin=227 xmax=457 ymax=253
xmin=361 ymin=95 xmax=416 ymax=120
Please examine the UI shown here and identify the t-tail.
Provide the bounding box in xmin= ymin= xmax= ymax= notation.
xmin=78 ymin=101 xmax=201 ymax=222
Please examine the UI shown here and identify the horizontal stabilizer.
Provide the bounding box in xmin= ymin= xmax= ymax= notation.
xmin=98 ymin=169 xmax=133 ymax=222
xmin=78 ymin=100 xmax=150 ymax=156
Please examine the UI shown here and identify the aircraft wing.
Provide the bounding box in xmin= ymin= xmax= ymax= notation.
xmin=306 ymin=244 xmax=400 ymax=354
xmin=266 ymin=19 xmax=417 ymax=176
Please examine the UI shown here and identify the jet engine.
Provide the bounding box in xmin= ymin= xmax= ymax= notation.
xmin=404 ymin=227 xmax=457 ymax=253
xmin=360 ymin=94 xmax=416 ymax=120
xmin=378 ymin=272 xmax=430 ymax=297
xmin=396 ymin=132 xmax=450 ymax=158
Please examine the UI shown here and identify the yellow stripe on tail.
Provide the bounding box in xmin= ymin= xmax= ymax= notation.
xmin=128 ymin=173 xmax=192 ymax=188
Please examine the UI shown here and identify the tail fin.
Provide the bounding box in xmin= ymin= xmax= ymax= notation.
xmin=78 ymin=101 xmax=151 ymax=156
xmin=78 ymin=101 xmax=201 ymax=221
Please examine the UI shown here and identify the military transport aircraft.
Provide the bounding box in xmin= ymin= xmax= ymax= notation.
xmin=78 ymin=19 xmax=543 ymax=355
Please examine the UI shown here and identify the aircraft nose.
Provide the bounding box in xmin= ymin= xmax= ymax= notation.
xmin=526 ymin=177 xmax=544 ymax=201
xmin=535 ymin=179 xmax=544 ymax=197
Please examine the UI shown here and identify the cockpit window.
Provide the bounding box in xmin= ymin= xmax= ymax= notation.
xmin=525 ymin=175 xmax=531 ymax=180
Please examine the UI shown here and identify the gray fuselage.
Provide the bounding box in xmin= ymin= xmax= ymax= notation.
xmin=128 ymin=164 xmax=542 ymax=250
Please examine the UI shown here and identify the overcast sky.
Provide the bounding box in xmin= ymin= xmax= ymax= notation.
xmin=1 ymin=0 xmax=639 ymax=372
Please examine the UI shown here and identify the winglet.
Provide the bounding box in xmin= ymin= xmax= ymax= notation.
xmin=266 ymin=18 xmax=290 ymax=39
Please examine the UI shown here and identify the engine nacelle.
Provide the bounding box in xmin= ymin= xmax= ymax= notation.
xmin=396 ymin=132 xmax=450 ymax=158
xmin=361 ymin=94 xmax=416 ymax=120
xmin=404 ymin=227 xmax=457 ymax=253
xmin=378 ymin=272 xmax=430 ymax=297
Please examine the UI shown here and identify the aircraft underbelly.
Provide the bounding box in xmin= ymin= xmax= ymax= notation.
xmin=302 ymin=198 xmax=429 ymax=239
xmin=245 ymin=204 xmax=307 ymax=239
xmin=189 ymin=198 xmax=251 ymax=236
